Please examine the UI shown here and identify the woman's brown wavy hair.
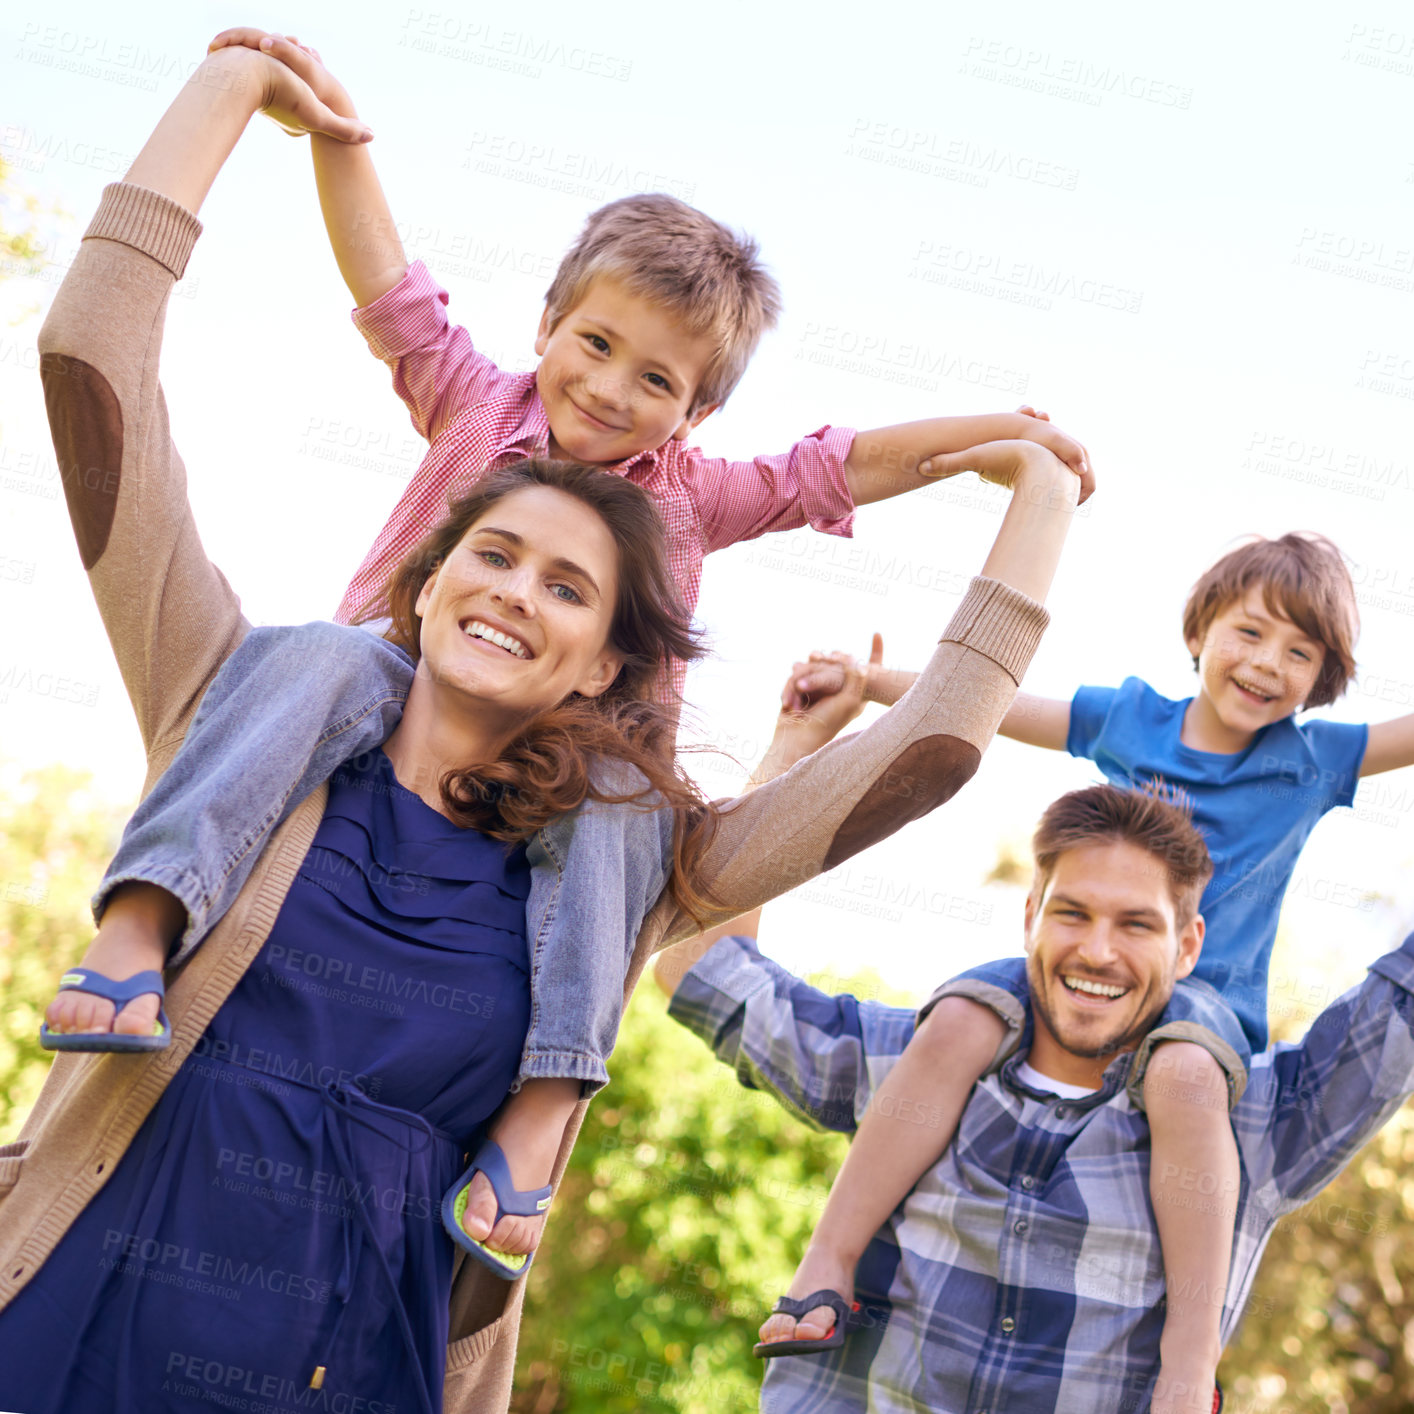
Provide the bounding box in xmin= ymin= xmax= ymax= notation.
xmin=368 ymin=458 xmax=717 ymax=922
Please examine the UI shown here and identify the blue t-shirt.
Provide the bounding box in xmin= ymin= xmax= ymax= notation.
xmin=1068 ymin=677 xmax=1368 ymax=1050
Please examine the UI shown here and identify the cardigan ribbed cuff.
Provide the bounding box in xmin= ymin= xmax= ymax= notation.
xmin=85 ymin=183 xmax=203 ymax=280
xmin=940 ymin=577 xmax=1050 ymax=684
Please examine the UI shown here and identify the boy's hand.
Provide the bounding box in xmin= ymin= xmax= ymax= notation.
xmin=780 ymin=634 xmax=884 ymax=738
xmin=1012 ymin=405 xmax=1094 ymax=502
xmin=208 ymin=29 xmax=361 ymax=129
xmin=751 ymin=636 xmax=882 ymax=787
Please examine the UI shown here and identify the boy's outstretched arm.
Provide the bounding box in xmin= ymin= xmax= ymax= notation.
xmin=1359 ymin=712 xmax=1414 ymax=777
xmin=843 ymin=405 xmax=1094 ymax=507
xmin=998 ymin=693 xmax=1071 ymax=749
xmin=789 ymin=650 xmax=1071 ymax=750
xmin=209 ymin=30 xmax=408 ymax=306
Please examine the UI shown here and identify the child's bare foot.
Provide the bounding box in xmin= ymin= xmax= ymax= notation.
xmin=758 ymin=1246 xmax=855 ymax=1347
xmin=44 ymin=884 xmax=183 ymax=1039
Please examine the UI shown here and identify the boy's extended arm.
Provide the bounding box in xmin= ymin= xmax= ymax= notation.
xmin=793 ymin=655 xmax=1071 ymax=750
xmin=1359 ymin=712 xmax=1414 ymax=777
xmin=309 ymin=134 xmax=408 ymax=307
xmin=209 ymin=31 xmax=408 ymax=306
xmin=843 ymin=408 xmax=1093 ymax=507
xmin=998 ymin=693 xmax=1071 ymax=749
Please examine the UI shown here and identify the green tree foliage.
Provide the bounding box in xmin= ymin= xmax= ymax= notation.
xmin=513 ymin=980 xmax=862 ymax=1413
xmin=0 ymin=764 xmax=124 ymax=1142
xmin=1220 ymin=1103 xmax=1414 ymax=1413
xmin=0 ymin=154 xmax=54 ymax=315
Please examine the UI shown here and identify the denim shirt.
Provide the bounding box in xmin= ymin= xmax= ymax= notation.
xmin=100 ymin=622 xmax=672 ymax=1092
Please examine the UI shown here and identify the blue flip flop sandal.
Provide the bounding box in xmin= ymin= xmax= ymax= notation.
xmin=753 ymin=1289 xmax=858 ymax=1359
xmin=441 ymin=1140 xmax=552 ymax=1280
xmin=39 ymin=968 xmax=171 ymax=1053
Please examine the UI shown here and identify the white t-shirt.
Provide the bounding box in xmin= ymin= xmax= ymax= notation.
xmin=1015 ymin=1059 xmax=1100 ymax=1100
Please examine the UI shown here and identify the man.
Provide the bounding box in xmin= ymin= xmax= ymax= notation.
xmin=654 ymin=779 xmax=1414 ymax=1413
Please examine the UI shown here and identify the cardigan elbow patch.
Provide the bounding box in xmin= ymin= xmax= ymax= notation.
xmin=41 ymin=353 xmax=124 ymax=572
xmin=823 ymin=734 xmax=981 ymax=870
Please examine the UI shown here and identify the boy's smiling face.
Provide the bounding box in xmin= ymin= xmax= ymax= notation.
xmin=534 ymin=275 xmax=720 ymax=465
xmin=1185 ymin=590 xmax=1327 ymax=743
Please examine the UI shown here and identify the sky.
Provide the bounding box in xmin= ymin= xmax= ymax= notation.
xmin=3 ymin=0 xmax=1414 ymax=1014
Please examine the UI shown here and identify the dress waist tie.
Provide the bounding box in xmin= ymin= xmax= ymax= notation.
xmin=208 ymin=1050 xmax=455 ymax=1414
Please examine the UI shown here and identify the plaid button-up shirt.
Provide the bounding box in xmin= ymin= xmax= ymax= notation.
xmin=335 ymin=263 xmax=857 ymax=699
xmin=669 ymin=935 xmax=1414 ymax=1414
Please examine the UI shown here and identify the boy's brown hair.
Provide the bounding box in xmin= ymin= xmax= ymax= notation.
xmin=1181 ymin=533 xmax=1359 ymax=709
xmin=544 ymin=193 xmax=781 ymax=415
xmin=1032 ymin=783 xmax=1213 ymax=928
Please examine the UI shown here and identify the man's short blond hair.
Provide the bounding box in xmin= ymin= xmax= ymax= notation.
xmin=544 ymin=193 xmax=781 ymax=414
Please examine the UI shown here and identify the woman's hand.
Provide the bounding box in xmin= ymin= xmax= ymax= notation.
xmin=782 ymin=634 xmax=884 ymax=717
xmin=205 ymin=32 xmax=368 ymax=139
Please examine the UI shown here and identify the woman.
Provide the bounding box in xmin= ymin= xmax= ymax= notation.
xmin=0 ymin=42 xmax=1076 ymax=1414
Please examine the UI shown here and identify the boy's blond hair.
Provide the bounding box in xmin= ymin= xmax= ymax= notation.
xmin=1181 ymin=533 xmax=1358 ymax=709
xmin=544 ymin=193 xmax=781 ymax=415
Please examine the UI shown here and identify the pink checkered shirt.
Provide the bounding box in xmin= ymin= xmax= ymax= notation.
xmin=335 ymin=262 xmax=857 ymax=698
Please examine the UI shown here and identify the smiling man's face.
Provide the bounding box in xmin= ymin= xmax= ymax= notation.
xmin=1023 ymin=839 xmax=1205 ymax=1088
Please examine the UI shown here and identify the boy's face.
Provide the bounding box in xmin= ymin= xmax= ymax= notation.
xmin=534 ymin=276 xmax=719 ymax=465
xmin=1186 ymin=590 xmax=1326 ymax=733
xmin=1023 ymin=840 xmax=1203 ymax=1087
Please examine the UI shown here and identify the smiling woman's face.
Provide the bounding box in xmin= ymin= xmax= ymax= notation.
xmin=413 ymin=484 xmax=625 ymax=726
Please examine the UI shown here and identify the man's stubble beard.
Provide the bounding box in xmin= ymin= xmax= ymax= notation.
xmin=1027 ymin=960 xmax=1174 ymax=1062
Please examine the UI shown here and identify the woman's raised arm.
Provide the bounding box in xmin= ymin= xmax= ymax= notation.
xmin=658 ymin=444 xmax=1079 ymax=946
xmin=36 ymin=50 xmax=366 ymax=779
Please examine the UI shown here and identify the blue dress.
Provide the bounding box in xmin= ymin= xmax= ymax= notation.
xmin=0 ymin=751 xmax=532 ymax=1414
